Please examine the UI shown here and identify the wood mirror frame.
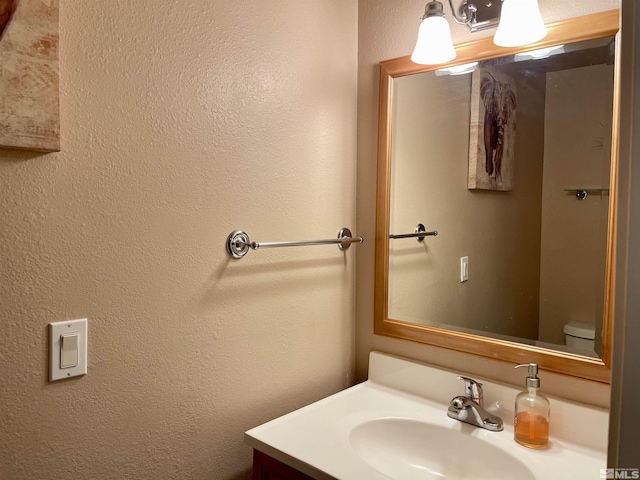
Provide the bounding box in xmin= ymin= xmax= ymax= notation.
xmin=374 ymin=10 xmax=620 ymax=383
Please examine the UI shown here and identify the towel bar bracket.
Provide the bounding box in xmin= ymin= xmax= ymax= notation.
xmin=227 ymin=230 xmax=252 ymax=258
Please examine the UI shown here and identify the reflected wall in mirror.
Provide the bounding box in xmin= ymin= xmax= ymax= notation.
xmin=390 ymin=37 xmax=614 ymax=354
xmin=375 ymin=10 xmax=619 ymax=383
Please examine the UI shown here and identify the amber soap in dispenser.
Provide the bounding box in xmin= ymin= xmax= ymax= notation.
xmin=514 ymin=363 xmax=550 ymax=449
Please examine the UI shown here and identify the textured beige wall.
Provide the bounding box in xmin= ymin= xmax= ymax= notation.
xmin=356 ymin=0 xmax=619 ymax=408
xmin=0 ymin=1 xmax=357 ymax=479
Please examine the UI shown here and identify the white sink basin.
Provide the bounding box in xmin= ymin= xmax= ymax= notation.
xmin=350 ymin=418 xmax=535 ymax=480
xmin=245 ymin=352 xmax=608 ymax=480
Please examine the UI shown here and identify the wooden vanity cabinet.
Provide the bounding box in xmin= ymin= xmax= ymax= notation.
xmin=252 ymin=449 xmax=315 ymax=480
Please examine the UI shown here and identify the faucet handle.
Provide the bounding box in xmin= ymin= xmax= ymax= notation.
xmin=456 ymin=376 xmax=483 ymax=406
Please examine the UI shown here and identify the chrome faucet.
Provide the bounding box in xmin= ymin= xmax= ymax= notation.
xmin=447 ymin=376 xmax=503 ymax=432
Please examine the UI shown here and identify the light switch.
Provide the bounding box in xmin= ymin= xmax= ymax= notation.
xmin=460 ymin=256 xmax=469 ymax=282
xmin=60 ymin=333 xmax=79 ymax=368
xmin=49 ymin=318 xmax=88 ymax=381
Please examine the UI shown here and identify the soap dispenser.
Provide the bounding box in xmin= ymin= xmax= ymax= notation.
xmin=514 ymin=363 xmax=550 ymax=449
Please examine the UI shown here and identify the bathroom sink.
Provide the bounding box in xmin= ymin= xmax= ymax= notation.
xmin=350 ymin=418 xmax=536 ymax=480
xmin=246 ymin=352 xmax=608 ymax=480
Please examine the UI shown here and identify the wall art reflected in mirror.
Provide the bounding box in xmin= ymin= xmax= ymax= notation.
xmin=375 ymin=10 xmax=619 ymax=383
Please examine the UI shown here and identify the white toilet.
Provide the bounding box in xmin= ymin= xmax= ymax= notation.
xmin=563 ymin=321 xmax=596 ymax=350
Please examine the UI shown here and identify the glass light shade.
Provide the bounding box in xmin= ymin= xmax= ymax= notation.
xmin=514 ymin=45 xmax=564 ymax=61
xmin=435 ymin=61 xmax=478 ymax=76
xmin=493 ymin=0 xmax=547 ymax=48
xmin=411 ymin=16 xmax=456 ymax=65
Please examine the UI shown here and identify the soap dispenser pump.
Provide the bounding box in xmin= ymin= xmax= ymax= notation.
xmin=514 ymin=363 xmax=550 ymax=449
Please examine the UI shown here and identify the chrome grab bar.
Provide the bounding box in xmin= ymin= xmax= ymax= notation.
xmin=226 ymin=228 xmax=363 ymax=259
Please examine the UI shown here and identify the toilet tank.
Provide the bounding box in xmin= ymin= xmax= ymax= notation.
xmin=563 ymin=321 xmax=596 ymax=350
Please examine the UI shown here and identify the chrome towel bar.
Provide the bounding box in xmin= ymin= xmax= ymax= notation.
xmin=226 ymin=228 xmax=363 ymax=259
xmin=389 ymin=223 xmax=438 ymax=242
xmin=564 ymin=188 xmax=610 ymax=200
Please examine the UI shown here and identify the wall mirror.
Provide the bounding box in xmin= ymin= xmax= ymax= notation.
xmin=374 ymin=10 xmax=619 ymax=383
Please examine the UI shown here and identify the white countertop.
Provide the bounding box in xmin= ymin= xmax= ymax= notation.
xmin=245 ymin=351 xmax=609 ymax=480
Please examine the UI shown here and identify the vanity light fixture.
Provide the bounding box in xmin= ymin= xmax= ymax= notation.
xmin=411 ymin=1 xmax=456 ymax=65
xmin=411 ymin=0 xmax=547 ymax=65
xmin=493 ymin=0 xmax=547 ymax=47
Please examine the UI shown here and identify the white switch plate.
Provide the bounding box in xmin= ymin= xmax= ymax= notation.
xmin=49 ymin=318 xmax=88 ymax=381
xmin=460 ymin=256 xmax=469 ymax=282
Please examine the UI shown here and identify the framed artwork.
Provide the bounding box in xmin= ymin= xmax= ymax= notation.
xmin=468 ymin=67 xmax=516 ymax=191
xmin=0 ymin=0 xmax=59 ymax=152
